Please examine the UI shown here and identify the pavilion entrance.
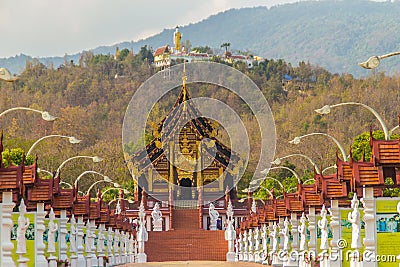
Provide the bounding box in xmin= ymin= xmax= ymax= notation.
xmin=178 ymin=178 xmax=193 ymax=200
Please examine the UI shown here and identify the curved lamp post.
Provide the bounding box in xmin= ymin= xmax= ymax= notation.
xmin=271 ymin=153 xmax=321 ymax=174
xmin=358 ymin=51 xmax=400 ymax=69
xmin=54 ymin=155 xmax=102 ymax=178
xmin=74 ymin=170 xmax=110 ymax=189
xmin=289 ymin=133 xmax=348 ymax=161
xmin=37 ymin=168 xmax=53 ymax=177
xmin=86 ymin=179 xmax=120 ymax=195
xmin=27 ymin=135 xmax=81 ymax=156
xmin=101 ymin=187 xmax=130 ymax=198
xmin=0 ymin=106 xmax=56 ymax=121
xmin=315 ymin=102 xmax=390 ymax=140
xmin=108 ymin=197 xmax=134 ymax=206
xmin=322 ymin=164 xmax=337 ymax=174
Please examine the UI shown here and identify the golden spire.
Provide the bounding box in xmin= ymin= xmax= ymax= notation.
xmin=182 ymin=61 xmax=187 ymax=111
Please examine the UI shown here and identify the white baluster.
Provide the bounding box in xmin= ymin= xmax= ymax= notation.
xmin=16 ymin=199 xmax=29 ymax=267
xmin=361 ymin=187 xmax=377 ymax=267
xmin=97 ymin=223 xmax=105 ymax=267
xmin=76 ymin=216 xmax=85 ymax=266
xmin=85 ymin=220 xmax=93 ymax=267
xmin=34 ymin=202 xmax=47 ymax=266
xmin=58 ymin=210 xmax=68 ymax=263
xmin=329 ymin=200 xmax=341 ymax=267
xmin=69 ymin=215 xmax=77 ymax=267
xmin=47 ymin=208 xmax=58 ymax=267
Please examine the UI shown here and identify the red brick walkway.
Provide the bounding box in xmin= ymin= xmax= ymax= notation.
xmin=120 ymin=261 xmax=269 ymax=266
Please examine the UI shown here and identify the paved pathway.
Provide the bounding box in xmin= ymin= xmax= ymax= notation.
xmin=120 ymin=261 xmax=268 ymax=267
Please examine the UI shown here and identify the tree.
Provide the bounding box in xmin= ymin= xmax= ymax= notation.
xmin=221 ymin=42 xmax=231 ymax=56
xmin=351 ymin=130 xmax=399 ymax=161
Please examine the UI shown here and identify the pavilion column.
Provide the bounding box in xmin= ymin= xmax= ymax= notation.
xmin=1 ymin=192 xmax=16 ymax=267
xmin=328 ymin=200 xmax=342 ymax=267
xmin=58 ymin=210 xmax=68 ymax=262
xmin=361 ymin=187 xmax=377 ymax=267
xmin=34 ymin=202 xmax=47 ymax=267
xmin=76 ymin=216 xmax=86 ymax=266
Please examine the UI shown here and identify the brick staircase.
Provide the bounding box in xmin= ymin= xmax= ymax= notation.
xmin=173 ymin=209 xmax=199 ymax=229
xmin=145 ymin=208 xmax=228 ymax=262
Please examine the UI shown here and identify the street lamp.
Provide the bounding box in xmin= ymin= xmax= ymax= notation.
xmin=37 ymin=168 xmax=53 ymax=177
xmin=289 ymin=132 xmax=348 ymax=161
xmin=100 ymin=186 xmax=130 ymax=198
xmin=250 ymin=176 xmax=285 ymax=191
xmin=60 ymin=181 xmax=73 ymax=189
xmin=271 ymin=153 xmax=321 ymax=174
xmin=54 ymin=155 xmax=103 ymax=178
xmin=315 ymin=102 xmax=390 ymax=140
xmin=358 ymin=51 xmax=400 ymax=69
xmin=322 ymin=164 xmax=337 ymax=174
xmin=27 ymin=134 xmax=81 ymax=156
xmin=0 ymin=107 xmax=56 ymax=121
xmin=108 ymin=197 xmax=134 ymax=206
xmin=74 ymin=170 xmax=111 ymax=189
xmin=85 ymin=179 xmax=120 ymax=195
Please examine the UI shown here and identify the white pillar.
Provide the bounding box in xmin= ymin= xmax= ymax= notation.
xmin=307 ymin=207 xmax=317 ymax=257
xmin=69 ymin=215 xmax=77 ymax=267
xmin=34 ymin=202 xmax=47 ymax=267
xmin=254 ymin=227 xmax=261 ymax=263
xmin=120 ymin=231 xmax=126 ymax=264
xmin=285 ymin=213 xmax=299 ymax=267
xmin=107 ymin=227 xmax=114 ymax=267
xmin=261 ymin=224 xmax=269 ymax=265
xmin=243 ymin=230 xmax=249 ymax=261
xmin=47 ymin=208 xmax=58 ymax=267
xmin=16 ymin=199 xmax=29 ymax=267
xmin=1 ymin=192 xmax=16 ymax=267
xmin=238 ymin=233 xmax=244 ymax=261
xmin=114 ymin=229 xmax=121 ymax=265
xmin=97 ymin=224 xmax=106 ymax=267
xmin=276 ymin=217 xmax=284 ymax=266
xmin=89 ymin=220 xmax=97 ymax=267
xmin=348 ymin=194 xmax=362 ymax=267
xmin=58 ymin=210 xmax=68 ymax=262
xmin=361 ymin=187 xmax=377 ymax=267
xmin=225 ymin=200 xmax=236 ymax=262
xmin=76 ymin=216 xmax=85 ymax=266
xmin=85 ymin=220 xmax=93 ymax=267
xmin=137 ymin=201 xmax=148 ymax=263
xmin=328 ymin=200 xmax=342 ymax=267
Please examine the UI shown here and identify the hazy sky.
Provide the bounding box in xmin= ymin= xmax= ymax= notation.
xmin=1 ymin=0 xmax=305 ymax=58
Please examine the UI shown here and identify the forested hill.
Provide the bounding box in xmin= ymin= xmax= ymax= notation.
xmin=2 ymin=0 xmax=400 ymax=76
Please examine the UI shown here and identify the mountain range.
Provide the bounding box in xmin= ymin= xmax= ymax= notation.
xmin=2 ymin=0 xmax=400 ymax=76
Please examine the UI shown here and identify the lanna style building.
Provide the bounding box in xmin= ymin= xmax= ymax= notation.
xmin=126 ymin=69 xmax=243 ymax=207
xmin=123 ymin=69 xmax=248 ymax=262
